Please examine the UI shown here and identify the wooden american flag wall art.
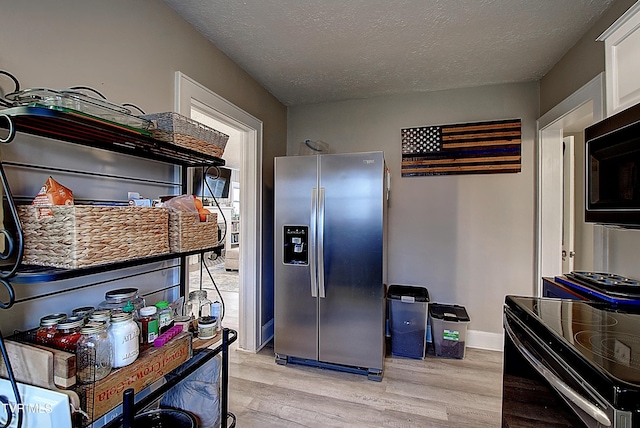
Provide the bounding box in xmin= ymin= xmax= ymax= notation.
xmin=401 ymin=118 xmax=522 ymax=176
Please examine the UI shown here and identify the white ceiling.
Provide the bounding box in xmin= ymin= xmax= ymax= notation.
xmin=164 ymin=0 xmax=617 ymax=107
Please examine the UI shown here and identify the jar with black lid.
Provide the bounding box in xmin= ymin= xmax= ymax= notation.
xmin=72 ymin=306 xmax=95 ymax=320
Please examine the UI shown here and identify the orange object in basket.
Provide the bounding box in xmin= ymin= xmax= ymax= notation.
xmin=197 ymin=207 xmax=210 ymax=222
xmin=31 ymin=176 xmax=74 ymax=206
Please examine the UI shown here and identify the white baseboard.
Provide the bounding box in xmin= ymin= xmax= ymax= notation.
xmin=466 ymin=330 xmax=504 ymax=352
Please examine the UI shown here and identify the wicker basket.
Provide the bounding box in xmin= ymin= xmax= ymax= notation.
xmin=17 ymin=205 xmax=170 ymax=269
xmin=142 ymin=112 xmax=229 ymax=158
xmin=169 ymin=211 xmax=218 ymax=253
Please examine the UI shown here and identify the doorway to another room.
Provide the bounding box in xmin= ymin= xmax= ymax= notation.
xmin=536 ymin=74 xmax=605 ymax=295
xmin=176 ymin=72 xmax=266 ymax=352
xmin=188 ymin=114 xmax=241 ymax=333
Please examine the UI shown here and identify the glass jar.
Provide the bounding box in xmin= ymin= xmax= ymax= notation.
xmin=139 ymin=306 xmax=159 ymax=345
xmin=88 ymin=309 xmax=112 ymax=327
xmin=35 ymin=313 xmax=67 ymax=346
xmin=98 ymin=288 xmax=145 ymax=318
xmin=173 ymin=316 xmax=192 ymax=333
xmin=52 ymin=316 xmax=85 ymax=352
xmin=72 ymin=306 xmax=95 ymax=320
xmin=198 ymin=316 xmax=217 ymax=340
xmin=109 ymin=312 xmax=139 ymax=368
xmin=76 ymin=322 xmax=112 ymax=383
xmin=185 ymin=290 xmax=211 ymax=319
xmin=155 ymin=300 xmax=174 ymax=334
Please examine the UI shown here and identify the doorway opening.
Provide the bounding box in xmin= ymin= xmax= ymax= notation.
xmin=536 ymin=74 xmax=605 ymax=295
xmin=189 ymin=110 xmax=242 ymax=333
xmin=175 ymin=72 xmax=264 ymax=352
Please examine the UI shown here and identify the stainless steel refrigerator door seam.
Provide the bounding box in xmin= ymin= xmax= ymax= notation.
xmin=310 ymin=188 xmax=318 ymax=298
xmin=318 ymin=187 xmax=326 ymax=299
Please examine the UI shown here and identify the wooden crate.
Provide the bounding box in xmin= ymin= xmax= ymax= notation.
xmin=17 ymin=205 xmax=170 ymax=269
xmin=168 ymin=211 xmax=218 ymax=253
xmin=83 ymin=332 xmax=192 ymax=422
xmin=0 ymin=340 xmax=76 ymax=389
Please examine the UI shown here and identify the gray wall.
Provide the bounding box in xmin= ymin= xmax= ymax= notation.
xmin=0 ymin=0 xmax=286 ymax=330
xmin=540 ymin=0 xmax=637 ymax=115
xmin=541 ymin=0 xmax=640 ymax=280
xmin=288 ymin=82 xmax=538 ymax=336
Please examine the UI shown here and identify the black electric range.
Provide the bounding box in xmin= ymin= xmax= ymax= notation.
xmin=553 ymin=271 xmax=640 ymax=307
xmin=502 ymin=295 xmax=640 ymax=427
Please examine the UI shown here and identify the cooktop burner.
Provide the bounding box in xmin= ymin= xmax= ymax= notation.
xmin=507 ymin=296 xmax=640 ymax=385
xmin=556 ymin=271 xmax=640 ymax=303
xmin=574 ymin=330 xmax=640 ymax=371
xmin=532 ymin=301 xmax=619 ymax=327
xmin=570 ymin=271 xmax=640 ymax=289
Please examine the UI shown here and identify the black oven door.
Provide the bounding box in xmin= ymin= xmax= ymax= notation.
xmin=585 ymin=102 xmax=640 ymax=226
xmin=502 ymin=308 xmax=627 ymax=427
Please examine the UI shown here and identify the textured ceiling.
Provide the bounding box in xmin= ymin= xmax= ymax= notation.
xmin=164 ymin=0 xmax=616 ymax=106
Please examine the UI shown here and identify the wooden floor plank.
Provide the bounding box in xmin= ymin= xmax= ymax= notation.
xmin=228 ymin=342 xmax=503 ymax=427
xmin=221 ymin=292 xmax=503 ymax=427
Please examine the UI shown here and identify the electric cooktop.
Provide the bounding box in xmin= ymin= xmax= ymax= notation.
xmin=505 ymin=295 xmax=640 ymax=407
xmin=555 ymin=271 xmax=640 ymax=306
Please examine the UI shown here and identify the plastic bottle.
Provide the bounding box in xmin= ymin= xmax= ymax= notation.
xmin=139 ymin=306 xmax=159 ymax=345
xmin=211 ymin=301 xmax=222 ymax=331
xmin=155 ymin=300 xmax=174 ymax=334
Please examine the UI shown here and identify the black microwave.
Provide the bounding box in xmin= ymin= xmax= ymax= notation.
xmin=585 ymin=102 xmax=640 ymax=226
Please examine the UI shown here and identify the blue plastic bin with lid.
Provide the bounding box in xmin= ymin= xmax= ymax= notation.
xmin=387 ymin=285 xmax=430 ymax=359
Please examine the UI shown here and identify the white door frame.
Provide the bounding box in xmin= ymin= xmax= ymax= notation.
xmin=175 ymin=72 xmax=263 ymax=352
xmin=536 ymin=73 xmax=605 ymax=295
xmin=562 ymin=136 xmax=576 ymax=273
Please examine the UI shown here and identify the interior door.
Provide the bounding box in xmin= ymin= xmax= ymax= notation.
xmin=562 ymin=136 xmax=576 ymax=273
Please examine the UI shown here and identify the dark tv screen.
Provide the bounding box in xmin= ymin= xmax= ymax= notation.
xmin=193 ymin=167 xmax=231 ymax=199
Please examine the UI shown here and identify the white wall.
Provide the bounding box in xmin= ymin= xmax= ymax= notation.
xmin=288 ymin=82 xmax=538 ymax=338
xmin=606 ymin=229 xmax=640 ymax=278
xmin=0 ymin=0 xmax=286 ymax=332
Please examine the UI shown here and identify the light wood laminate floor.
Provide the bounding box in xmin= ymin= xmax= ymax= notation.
xmin=221 ymin=292 xmax=504 ymax=428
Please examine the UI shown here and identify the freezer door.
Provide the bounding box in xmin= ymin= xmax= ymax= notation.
xmin=274 ymin=155 xmax=319 ymax=360
xmin=318 ymin=152 xmax=385 ymax=370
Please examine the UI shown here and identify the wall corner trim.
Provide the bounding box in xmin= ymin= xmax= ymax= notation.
xmin=597 ymin=1 xmax=640 ymax=41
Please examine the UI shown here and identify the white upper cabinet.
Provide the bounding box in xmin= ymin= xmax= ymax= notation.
xmin=598 ymin=1 xmax=640 ymax=116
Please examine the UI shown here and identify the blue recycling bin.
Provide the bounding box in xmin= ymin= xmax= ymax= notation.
xmin=387 ymin=285 xmax=430 ymax=359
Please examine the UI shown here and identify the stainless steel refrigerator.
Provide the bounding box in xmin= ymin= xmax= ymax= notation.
xmin=274 ymin=151 xmax=388 ymax=381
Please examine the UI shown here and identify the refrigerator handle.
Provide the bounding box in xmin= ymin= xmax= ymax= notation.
xmin=318 ymin=187 xmax=326 ymax=298
xmin=310 ymin=188 xmax=318 ymax=298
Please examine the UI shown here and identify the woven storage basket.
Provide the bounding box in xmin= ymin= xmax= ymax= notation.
xmin=168 ymin=211 xmax=218 ymax=253
xmin=17 ymin=205 xmax=170 ymax=269
xmin=142 ymin=112 xmax=229 ymax=158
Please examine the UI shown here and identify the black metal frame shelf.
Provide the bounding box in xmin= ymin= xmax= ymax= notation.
xmin=0 ymin=106 xmax=226 ymax=301
xmin=0 ymin=106 xmax=226 ymax=167
xmin=0 ymin=105 xmax=235 ymax=427
xmin=101 ymin=328 xmax=237 ymax=428
xmin=4 ymin=245 xmax=224 ymax=284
